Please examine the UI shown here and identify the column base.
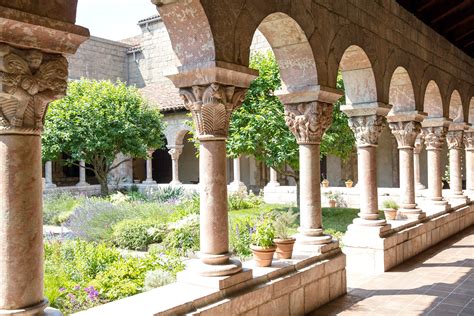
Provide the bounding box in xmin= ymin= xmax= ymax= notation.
xmin=294 ymin=236 xmax=339 ymax=255
xmin=44 ymin=183 xmax=57 ymax=189
xmin=141 ymin=180 xmax=157 ymax=185
xmin=415 ymin=183 xmax=426 ymax=190
xmin=398 ymin=208 xmax=426 ymax=220
xmin=420 ymin=199 xmax=451 ymax=213
xmin=75 ymin=182 xmax=90 ymax=187
xmin=447 ymin=194 xmax=470 ymax=206
xmin=169 ymin=180 xmax=182 ymax=186
xmin=187 ymin=257 xmax=242 ymax=277
xmin=177 ymin=264 xmax=252 ymax=290
xmin=228 ymin=181 xmax=247 ymax=193
xmin=264 ymin=181 xmax=280 ymax=188
xmin=353 ymin=218 xmax=388 ymax=227
xmin=0 ymin=299 xmax=48 ymax=316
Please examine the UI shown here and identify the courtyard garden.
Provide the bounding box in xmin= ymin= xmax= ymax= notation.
xmin=42 ymin=187 xmax=359 ymax=314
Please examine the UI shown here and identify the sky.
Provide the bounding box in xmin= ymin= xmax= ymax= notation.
xmin=76 ymin=0 xmax=157 ymax=41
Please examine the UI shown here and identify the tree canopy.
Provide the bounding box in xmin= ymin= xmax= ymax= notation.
xmin=227 ymin=51 xmax=355 ymax=180
xmin=42 ymin=79 xmax=165 ymax=195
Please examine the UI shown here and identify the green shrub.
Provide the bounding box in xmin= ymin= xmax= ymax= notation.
xmin=43 ymin=192 xmax=84 ymax=225
xmin=143 ymin=270 xmax=176 ymax=291
xmin=251 ymin=217 xmax=275 ymax=248
xmin=150 ymin=186 xmax=185 ymax=203
xmin=112 ymin=219 xmax=166 ymax=250
xmin=228 ymin=189 xmax=263 ymax=211
xmin=163 ymin=214 xmax=200 ymax=255
xmin=272 ymin=208 xmax=298 ymax=239
xmin=382 ymin=199 xmax=399 ymax=210
xmin=168 ymin=192 xmax=200 ymax=222
xmin=229 ymin=216 xmax=255 ymax=260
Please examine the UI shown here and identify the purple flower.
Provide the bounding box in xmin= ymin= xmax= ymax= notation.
xmin=73 ymin=285 xmax=80 ymax=291
xmin=59 ymin=287 xmax=65 ymax=292
xmin=67 ymin=293 xmax=76 ymax=303
xmin=84 ymin=286 xmax=99 ymax=301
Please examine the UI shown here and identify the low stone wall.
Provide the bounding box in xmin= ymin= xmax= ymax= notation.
xmin=344 ymin=203 xmax=474 ymax=274
xmin=74 ymin=250 xmax=346 ymax=316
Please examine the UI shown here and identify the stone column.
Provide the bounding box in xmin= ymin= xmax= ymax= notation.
xmin=44 ymin=161 xmax=56 ymax=188
xmin=179 ymin=82 xmax=250 ymax=276
xmin=284 ymin=101 xmax=334 ymax=246
xmin=76 ymin=160 xmax=89 ymax=187
xmin=422 ymin=123 xmax=451 ymax=211
xmin=347 ymin=115 xmax=387 ymax=226
xmin=446 ymin=128 xmax=469 ymax=204
xmin=167 ymin=145 xmax=183 ymax=185
xmin=464 ymin=130 xmax=474 ymax=197
xmin=266 ymin=167 xmax=280 ymax=187
xmin=388 ymin=118 xmax=424 ymax=220
xmin=0 ymin=45 xmax=68 ymax=314
xmin=229 ymin=156 xmax=247 ymax=192
xmin=143 ymin=149 xmax=156 ymax=184
xmin=414 ymin=135 xmax=426 ymax=190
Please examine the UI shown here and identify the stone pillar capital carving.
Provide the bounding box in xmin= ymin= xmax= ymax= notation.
xmin=422 ymin=126 xmax=447 ymax=151
xmin=348 ymin=114 xmax=386 ymax=147
xmin=284 ymin=101 xmax=333 ymax=145
xmin=414 ymin=134 xmax=424 ymax=154
xmin=168 ymin=146 xmax=183 ymax=160
xmin=464 ymin=131 xmax=474 ymax=151
xmin=446 ymin=130 xmax=464 ymax=150
xmin=389 ymin=121 xmax=421 ymax=149
xmin=0 ymin=44 xmax=68 ymax=136
xmin=179 ymin=83 xmax=247 ymax=141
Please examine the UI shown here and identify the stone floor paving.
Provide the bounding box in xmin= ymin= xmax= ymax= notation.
xmin=311 ymin=226 xmax=474 ymax=316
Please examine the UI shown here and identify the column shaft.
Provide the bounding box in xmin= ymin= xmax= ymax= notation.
xmin=171 ymin=159 xmax=180 ymax=184
xmin=467 ymin=149 xmax=474 ymax=191
xmin=233 ymin=158 xmax=241 ymax=183
xmin=357 ymin=146 xmax=379 ymax=219
xmin=399 ymin=148 xmax=416 ymax=207
xmin=44 ymin=161 xmax=56 ymax=188
xmin=0 ymin=135 xmax=46 ymax=312
xmin=427 ymin=149 xmax=443 ymax=200
xmin=449 ymin=148 xmax=463 ymax=195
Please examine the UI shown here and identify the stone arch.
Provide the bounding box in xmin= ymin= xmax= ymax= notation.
xmin=388 ymin=66 xmax=416 ymax=113
xmin=337 ymin=45 xmax=378 ymax=106
xmin=470 ymin=97 xmax=474 ymax=124
xmin=163 ymin=120 xmax=192 ymax=147
xmin=253 ymin=12 xmax=319 ymax=93
xmin=156 ymin=0 xmax=215 ymax=70
xmin=423 ymin=80 xmax=444 ymax=118
xmin=448 ymin=90 xmax=464 ymax=123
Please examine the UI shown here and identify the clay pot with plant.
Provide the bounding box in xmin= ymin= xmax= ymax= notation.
xmin=273 ymin=209 xmax=298 ymax=259
xmin=345 ymin=179 xmax=353 ymax=188
xmin=250 ymin=217 xmax=276 ymax=267
xmin=381 ymin=199 xmax=399 ymax=220
xmin=321 ymin=179 xmax=330 ymax=188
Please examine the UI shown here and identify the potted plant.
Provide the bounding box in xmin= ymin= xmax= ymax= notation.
xmin=250 ymin=217 xmax=276 ymax=267
xmin=273 ymin=209 xmax=298 ymax=259
xmin=381 ymin=199 xmax=399 ymax=220
xmin=324 ymin=191 xmax=347 ymax=208
xmin=321 ymin=178 xmax=330 ymax=188
xmin=345 ymin=179 xmax=353 ymax=188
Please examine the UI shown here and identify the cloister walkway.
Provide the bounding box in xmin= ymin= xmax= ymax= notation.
xmin=312 ymin=226 xmax=474 ymax=316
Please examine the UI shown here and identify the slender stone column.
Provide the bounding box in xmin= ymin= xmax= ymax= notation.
xmin=464 ymin=131 xmax=474 ymax=197
xmin=388 ymin=119 xmax=424 ymax=219
xmin=446 ymin=129 xmax=469 ymax=204
xmin=422 ymin=124 xmax=451 ymax=211
xmin=0 ymin=45 xmax=68 ymax=314
xmin=179 ymin=82 xmax=249 ymax=276
xmin=44 ymin=161 xmax=57 ymax=188
xmin=285 ymin=101 xmax=334 ymax=245
xmin=266 ymin=167 xmax=280 ymax=187
xmin=229 ymin=156 xmax=246 ymax=192
xmin=347 ymin=115 xmax=387 ymax=226
xmin=414 ymin=135 xmax=426 ymax=190
xmin=167 ymin=145 xmax=183 ymax=185
xmin=76 ymin=160 xmax=89 ymax=187
xmin=143 ymin=149 xmax=156 ymax=184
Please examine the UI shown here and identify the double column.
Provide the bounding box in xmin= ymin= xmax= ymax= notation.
xmin=284 ymin=100 xmax=335 ymax=246
xmin=167 ymin=145 xmax=183 ymax=185
xmin=388 ymin=115 xmax=424 ymax=220
xmin=143 ymin=149 xmax=156 ymax=184
xmin=421 ymin=119 xmax=451 ymax=212
xmin=0 ymin=45 xmax=69 ymax=314
xmin=170 ymin=67 xmax=256 ymax=276
xmin=446 ymin=124 xmax=469 ymax=204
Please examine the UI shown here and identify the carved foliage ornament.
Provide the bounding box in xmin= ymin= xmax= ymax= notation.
xmin=168 ymin=147 xmax=183 ymax=160
xmin=348 ymin=114 xmax=386 ymax=147
xmin=0 ymin=44 xmax=68 ymax=135
xmin=388 ymin=121 xmax=421 ymax=149
xmin=284 ymin=101 xmax=333 ymax=144
xmin=463 ymin=132 xmax=474 ymax=150
xmin=446 ymin=131 xmax=464 ymax=150
xmin=422 ymin=126 xmax=447 ymax=150
xmin=179 ymin=83 xmax=247 ymax=140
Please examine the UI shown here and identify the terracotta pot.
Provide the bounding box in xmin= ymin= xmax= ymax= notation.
xmin=322 ymin=179 xmax=329 ymax=188
xmin=383 ymin=208 xmax=397 ymax=220
xmin=328 ymin=199 xmax=337 ymax=208
xmin=345 ymin=180 xmax=353 ymax=188
xmin=274 ymin=238 xmax=296 ymax=259
xmin=250 ymin=245 xmax=276 ymax=267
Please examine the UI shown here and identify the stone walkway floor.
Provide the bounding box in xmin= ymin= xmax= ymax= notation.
xmin=311 ymin=226 xmax=474 ymax=316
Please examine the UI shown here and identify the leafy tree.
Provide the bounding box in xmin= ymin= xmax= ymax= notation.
xmin=227 ymin=51 xmax=355 ymax=181
xmin=42 ymin=79 xmax=165 ymax=195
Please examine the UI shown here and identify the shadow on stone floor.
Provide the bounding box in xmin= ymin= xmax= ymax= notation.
xmin=310 ymin=226 xmax=474 ymax=315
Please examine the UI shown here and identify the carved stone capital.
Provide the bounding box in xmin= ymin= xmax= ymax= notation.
xmin=0 ymin=44 xmax=68 ymax=135
xmin=389 ymin=121 xmax=421 ymax=149
xmin=168 ymin=146 xmax=183 ymax=160
xmin=422 ymin=126 xmax=447 ymax=151
xmin=179 ymin=83 xmax=247 ymax=140
xmin=284 ymin=101 xmax=333 ymax=145
xmin=348 ymin=114 xmax=386 ymax=147
xmin=147 ymin=149 xmax=155 ymax=157
xmin=446 ymin=130 xmax=464 ymax=150
xmin=464 ymin=131 xmax=474 ymax=151
xmin=414 ymin=134 xmax=424 ymax=154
